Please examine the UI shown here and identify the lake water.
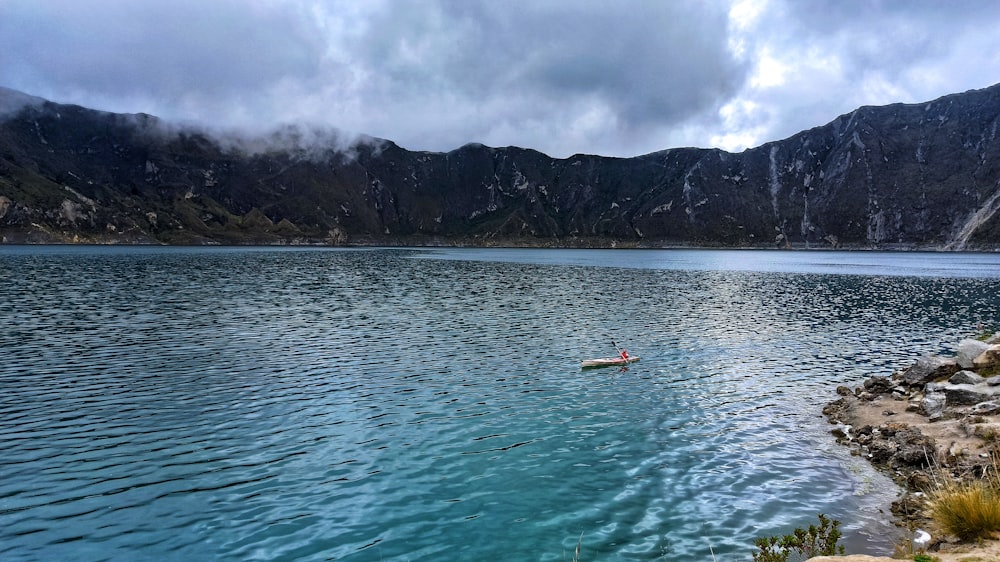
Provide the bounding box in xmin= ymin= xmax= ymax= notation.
xmin=2 ymin=247 xmax=999 ymax=561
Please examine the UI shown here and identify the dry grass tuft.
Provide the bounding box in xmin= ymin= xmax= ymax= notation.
xmin=926 ymin=463 xmax=1000 ymax=542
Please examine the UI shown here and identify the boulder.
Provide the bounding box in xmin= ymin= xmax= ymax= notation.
xmin=944 ymin=384 xmax=996 ymax=406
xmin=925 ymin=382 xmax=947 ymax=393
xmin=957 ymin=338 xmax=992 ymax=368
xmin=950 ymin=370 xmax=985 ymax=385
xmin=969 ymin=400 xmax=1000 ymax=415
xmin=866 ymin=439 xmax=898 ymax=464
xmin=863 ymin=376 xmax=894 ymax=395
xmin=901 ymin=355 xmax=959 ymax=386
xmin=973 ymin=345 xmax=1000 ymax=369
xmin=921 ymin=392 xmax=947 ymax=420
xmin=988 ymin=375 xmax=1000 ymax=386
xmin=823 ymin=397 xmax=850 ymax=422
xmin=896 ymin=428 xmax=937 ymax=465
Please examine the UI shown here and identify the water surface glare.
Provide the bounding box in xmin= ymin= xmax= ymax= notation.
xmin=2 ymin=247 xmax=999 ymax=561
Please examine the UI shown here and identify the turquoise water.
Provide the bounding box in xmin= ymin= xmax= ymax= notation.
xmin=2 ymin=247 xmax=999 ymax=561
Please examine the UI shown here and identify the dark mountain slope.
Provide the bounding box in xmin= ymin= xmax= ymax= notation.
xmin=1 ymin=84 xmax=999 ymax=248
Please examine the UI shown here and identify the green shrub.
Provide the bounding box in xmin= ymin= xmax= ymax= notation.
xmin=751 ymin=514 xmax=844 ymax=561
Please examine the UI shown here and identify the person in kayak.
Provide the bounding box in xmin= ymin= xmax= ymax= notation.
xmin=620 ymin=348 xmax=629 ymax=360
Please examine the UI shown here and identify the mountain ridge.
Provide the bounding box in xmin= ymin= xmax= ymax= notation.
xmin=1 ymin=83 xmax=999 ymax=248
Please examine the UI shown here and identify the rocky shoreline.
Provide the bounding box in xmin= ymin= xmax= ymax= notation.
xmin=822 ymin=333 xmax=1000 ymax=557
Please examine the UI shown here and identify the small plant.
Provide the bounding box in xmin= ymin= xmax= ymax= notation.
xmin=751 ymin=513 xmax=845 ymax=561
xmin=912 ymin=554 xmax=939 ymax=562
xmin=973 ymin=424 xmax=1000 ymax=444
xmin=974 ymin=321 xmax=996 ymax=342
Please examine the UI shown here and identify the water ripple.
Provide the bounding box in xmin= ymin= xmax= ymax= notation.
xmin=1 ymin=247 xmax=998 ymax=560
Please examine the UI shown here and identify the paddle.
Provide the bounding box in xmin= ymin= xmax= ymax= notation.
xmin=610 ymin=339 xmax=633 ymax=372
xmin=611 ymin=339 xmax=626 ymax=360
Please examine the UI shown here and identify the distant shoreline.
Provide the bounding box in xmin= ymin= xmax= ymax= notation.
xmin=3 ymin=234 xmax=999 ymax=252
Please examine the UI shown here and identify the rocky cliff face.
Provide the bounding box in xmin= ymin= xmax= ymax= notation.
xmin=2 ymin=84 xmax=999 ymax=247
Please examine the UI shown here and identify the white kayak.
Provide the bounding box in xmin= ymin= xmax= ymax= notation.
xmin=580 ymin=356 xmax=640 ymax=369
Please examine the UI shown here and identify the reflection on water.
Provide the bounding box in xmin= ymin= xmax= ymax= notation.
xmin=1 ymin=247 xmax=998 ymax=561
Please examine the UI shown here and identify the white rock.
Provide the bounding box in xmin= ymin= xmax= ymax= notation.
xmin=957 ymin=338 xmax=991 ymax=368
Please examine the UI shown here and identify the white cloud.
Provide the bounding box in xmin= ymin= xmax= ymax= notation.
xmin=750 ymin=48 xmax=788 ymax=89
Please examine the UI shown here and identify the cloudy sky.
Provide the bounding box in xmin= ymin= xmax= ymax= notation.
xmin=2 ymin=0 xmax=1000 ymax=158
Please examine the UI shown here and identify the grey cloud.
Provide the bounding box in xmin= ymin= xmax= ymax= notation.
xmin=0 ymin=0 xmax=324 ymax=109
xmin=2 ymin=0 xmax=999 ymax=158
xmin=0 ymin=0 xmax=752 ymax=156
xmin=353 ymin=1 xmax=744 ymax=141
